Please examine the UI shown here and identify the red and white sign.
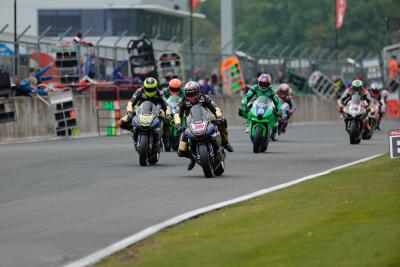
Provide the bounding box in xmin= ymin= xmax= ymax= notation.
xmin=389 ymin=129 xmax=400 ymax=158
xmin=336 ymin=0 xmax=347 ymax=29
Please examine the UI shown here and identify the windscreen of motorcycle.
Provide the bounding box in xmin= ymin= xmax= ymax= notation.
xmin=138 ymin=101 xmax=157 ymax=126
xmin=346 ymin=94 xmax=365 ymax=116
xmin=188 ymin=105 xmax=208 ymax=135
xmin=253 ymin=96 xmax=275 ymax=116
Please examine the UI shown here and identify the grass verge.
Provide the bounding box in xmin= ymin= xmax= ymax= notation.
xmin=97 ymin=155 xmax=400 ymax=267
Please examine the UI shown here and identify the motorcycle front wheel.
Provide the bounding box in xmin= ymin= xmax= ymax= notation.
xmin=253 ymin=126 xmax=268 ymax=153
xmin=199 ymin=144 xmax=214 ymax=178
xmin=138 ymin=135 xmax=149 ymax=166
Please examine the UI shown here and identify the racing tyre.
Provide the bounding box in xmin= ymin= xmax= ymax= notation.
xmin=214 ymin=161 xmax=225 ymax=176
xmin=138 ymin=135 xmax=149 ymax=166
xmin=253 ymin=126 xmax=266 ymax=153
xmin=199 ymin=144 xmax=213 ymax=178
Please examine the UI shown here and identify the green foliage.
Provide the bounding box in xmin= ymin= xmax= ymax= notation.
xmin=197 ymin=0 xmax=398 ymax=55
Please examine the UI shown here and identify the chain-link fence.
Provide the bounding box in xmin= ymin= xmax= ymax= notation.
xmin=0 ymin=28 xmax=382 ymax=93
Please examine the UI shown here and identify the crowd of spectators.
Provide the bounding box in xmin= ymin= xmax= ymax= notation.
xmin=0 ymin=64 xmax=55 ymax=97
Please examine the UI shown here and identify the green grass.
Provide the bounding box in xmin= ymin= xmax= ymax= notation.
xmin=97 ymin=155 xmax=400 ymax=267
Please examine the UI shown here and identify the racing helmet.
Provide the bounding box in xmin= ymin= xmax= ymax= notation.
xmin=143 ymin=77 xmax=158 ymax=97
xmin=351 ymin=79 xmax=363 ymax=93
xmin=168 ymin=78 xmax=182 ymax=95
xmin=184 ymin=81 xmax=201 ymax=105
xmin=258 ymin=74 xmax=272 ymax=92
xmin=369 ymin=82 xmax=382 ymax=98
xmin=277 ymin=83 xmax=290 ymax=96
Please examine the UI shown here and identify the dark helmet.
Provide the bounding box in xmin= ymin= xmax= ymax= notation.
xmin=143 ymin=77 xmax=158 ymax=97
xmin=168 ymin=78 xmax=182 ymax=95
xmin=184 ymin=81 xmax=201 ymax=104
xmin=258 ymin=74 xmax=272 ymax=92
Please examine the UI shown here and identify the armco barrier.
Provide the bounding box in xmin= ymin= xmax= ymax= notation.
xmin=0 ymin=95 xmax=341 ymax=142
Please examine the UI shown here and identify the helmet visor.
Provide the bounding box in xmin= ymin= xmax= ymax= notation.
xmin=170 ymin=86 xmax=181 ymax=93
xmin=144 ymin=86 xmax=157 ymax=93
xmin=259 ymin=82 xmax=270 ymax=89
xmin=185 ymin=90 xmax=198 ymax=98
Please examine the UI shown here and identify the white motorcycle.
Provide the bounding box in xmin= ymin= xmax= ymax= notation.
xmin=342 ymin=94 xmax=368 ymax=145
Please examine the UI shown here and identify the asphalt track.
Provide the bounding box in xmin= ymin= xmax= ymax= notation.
xmin=0 ymin=120 xmax=398 ymax=267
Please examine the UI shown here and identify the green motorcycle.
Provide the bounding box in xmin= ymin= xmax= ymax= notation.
xmin=245 ymin=96 xmax=277 ymax=153
xmin=166 ymin=95 xmax=184 ymax=151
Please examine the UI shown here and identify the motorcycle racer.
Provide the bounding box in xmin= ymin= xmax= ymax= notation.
xmin=174 ymin=81 xmax=234 ymax=170
xmin=338 ymin=79 xmax=373 ymax=113
xmin=368 ymin=82 xmax=386 ymax=130
xmin=276 ymin=83 xmax=296 ymax=119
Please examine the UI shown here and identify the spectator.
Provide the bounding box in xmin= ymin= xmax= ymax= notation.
xmin=331 ymin=75 xmax=346 ymax=100
xmin=83 ymin=50 xmax=96 ymax=79
xmin=11 ymin=76 xmax=31 ymax=96
xmin=0 ymin=66 xmax=11 ymax=97
xmin=210 ymin=73 xmax=219 ymax=94
xmin=193 ymin=66 xmax=202 ymax=81
xmin=21 ymin=76 xmax=48 ymax=96
xmin=112 ymin=60 xmax=130 ymax=85
xmin=388 ymin=55 xmax=400 ymax=80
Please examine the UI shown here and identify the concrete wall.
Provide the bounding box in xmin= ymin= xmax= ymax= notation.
xmin=0 ymin=95 xmax=340 ymax=142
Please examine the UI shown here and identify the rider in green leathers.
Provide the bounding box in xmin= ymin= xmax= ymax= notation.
xmin=239 ymin=74 xmax=282 ymax=140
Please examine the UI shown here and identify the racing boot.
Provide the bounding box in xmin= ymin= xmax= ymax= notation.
xmin=187 ymin=158 xmax=196 ymax=170
xmin=271 ymin=127 xmax=278 ymax=141
xmin=219 ymin=120 xmax=234 ymax=152
xmin=222 ymin=141 xmax=234 ymax=152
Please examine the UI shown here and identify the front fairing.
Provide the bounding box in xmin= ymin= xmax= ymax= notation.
xmin=248 ymin=96 xmax=276 ymax=123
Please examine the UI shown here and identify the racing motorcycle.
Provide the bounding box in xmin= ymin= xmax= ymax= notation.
xmin=246 ymin=96 xmax=277 ymax=153
xmin=132 ymin=101 xmax=162 ymax=166
xmin=361 ymin=98 xmax=380 ymax=140
xmin=342 ymin=94 xmax=368 ymax=145
xmin=166 ymin=94 xmax=184 ymax=151
xmin=184 ymin=104 xmax=225 ymax=178
xmin=278 ymin=99 xmax=290 ymax=136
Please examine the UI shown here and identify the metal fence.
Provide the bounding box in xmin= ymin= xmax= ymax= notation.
xmin=0 ymin=25 xmax=381 ymax=91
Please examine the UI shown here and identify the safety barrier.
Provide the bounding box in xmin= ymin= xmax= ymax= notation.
xmin=1 ymin=95 xmax=352 ymax=142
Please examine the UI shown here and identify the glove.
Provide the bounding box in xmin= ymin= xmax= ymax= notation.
xmin=165 ymin=114 xmax=172 ymax=122
xmin=176 ymin=123 xmax=184 ymax=134
xmin=127 ymin=111 xmax=133 ymax=118
xmin=238 ymin=108 xmax=243 ymax=117
xmin=339 ymin=105 xmax=345 ymax=112
xmin=215 ymin=116 xmax=223 ymax=125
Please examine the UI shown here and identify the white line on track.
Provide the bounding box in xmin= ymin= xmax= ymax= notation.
xmin=64 ymin=153 xmax=383 ymax=267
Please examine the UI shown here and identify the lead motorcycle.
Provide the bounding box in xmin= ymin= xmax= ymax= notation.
xmin=184 ymin=104 xmax=225 ymax=178
xmin=342 ymin=94 xmax=368 ymax=145
xmin=131 ymin=101 xmax=162 ymax=166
